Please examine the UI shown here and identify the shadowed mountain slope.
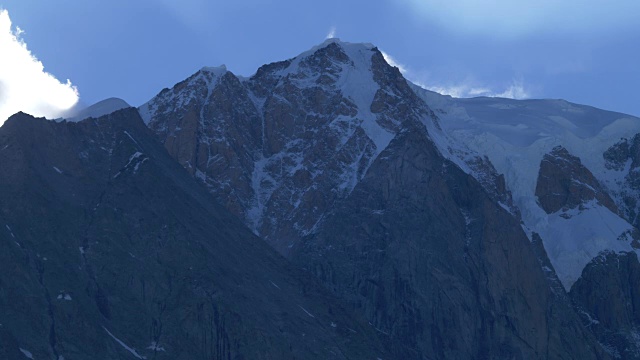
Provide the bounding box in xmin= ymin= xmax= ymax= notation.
xmin=0 ymin=109 xmax=393 ymax=359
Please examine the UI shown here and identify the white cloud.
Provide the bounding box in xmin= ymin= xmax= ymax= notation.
xmin=0 ymin=9 xmax=79 ymax=123
xmin=405 ymin=0 xmax=640 ymax=37
xmin=325 ymin=26 xmax=337 ymax=39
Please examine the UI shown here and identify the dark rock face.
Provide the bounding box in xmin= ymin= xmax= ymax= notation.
xmin=604 ymin=135 xmax=640 ymax=232
xmin=0 ymin=110 xmax=391 ymax=359
xmin=292 ymin=121 xmax=606 ymax=359
xmin=570 ymin=251 xmax=640 ymax=359
xmin=536 ymin=145 xmax=618 ymax=215
xmin=142 ymin=69 xmax=262 ymax=219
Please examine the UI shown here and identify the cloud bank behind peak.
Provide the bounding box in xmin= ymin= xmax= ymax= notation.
xmin=0 ymin=9 xmax=79 ymax=123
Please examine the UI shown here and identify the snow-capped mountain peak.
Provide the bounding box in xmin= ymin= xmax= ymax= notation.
xmin=139 ymin=39 xmax=448 ymax=253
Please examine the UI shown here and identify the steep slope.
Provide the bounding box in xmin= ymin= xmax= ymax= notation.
xmin=536 ymin=146 xmax=618 ymax=215
xmin=292 ymin=120 xmax=606 ymax=359
xmin=0 ymin=110 xmax=392 ymax=359
xmin=604 ymin=134 xmax=640 ymax=232
xmin=414 ymin=90 xmax=640 ymax=288
xmin=570 ymin=251 xmax=640 ymax=359
xmin=140 ymin=39 xmax=509 ymax=256
xmin=139 ymin=39 xmax=611 ymax=358
xmin=533 ymin=145 xmax=636 ymax=287
xmin=413 ymin=88 xmax=640 ymax=358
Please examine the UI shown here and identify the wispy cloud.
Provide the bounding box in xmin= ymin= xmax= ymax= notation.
xmin=382 ymin=49 xmax=529 ymax=100
xmin=0 ymin=9 xmax=79 ymax=123
xmin=425 ymin=80 xmax=529 ymax=100
xmin=404 ymin=0 xmax=640 ymax=37
xmin=325 ymin=26 xmax=337 ymax=39
xmin=157 ymin=0 xmax=211 ymax=32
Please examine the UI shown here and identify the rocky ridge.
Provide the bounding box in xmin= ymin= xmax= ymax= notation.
xmin=571 ymin=251 xmax=640 ymax=359
xmin=604 ymin=134 xmax=640 ymax=237
xmin=536 ymin=145 xmax=619 ymax=216
xmin=140 ymin=39 xmax=515 ymax=255
xmin=139 ymin=39 xmax=615 ymax=358
xmin=0 ymin=110 xmax=392 ymax=359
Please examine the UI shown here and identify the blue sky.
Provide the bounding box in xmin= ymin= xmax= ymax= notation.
xmin=1 ymin=0 xmax=639 ymax=120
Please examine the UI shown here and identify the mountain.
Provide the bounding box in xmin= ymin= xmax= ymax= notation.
xmin=414 ymin=92 xmax=640 ymax=288
xmin=0 ymin=110 xmax=393 ymax=359
xmin=139 ymin=38 xmax=627 ymax=358
xmin=139 ymin=39 xmax=513 ymax=255
xmin=416 ymin=91 xmax=640 ymax=356
xmin=62 ymin=97 xmax=131 ymax=123
xmin=3 ymin=38 xmax=639 ymax=358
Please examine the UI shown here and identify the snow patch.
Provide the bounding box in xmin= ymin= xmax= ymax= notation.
xmin=269 ymin=280 xmax=280 ymax=290
xmin=123 ymin=131 xmax=140 ymax=148
xmin=536 ymin=201 xmax=635 ymax=289
xmin=298 ymin=305 xmax=315 ymax=318
xmin=57 ymin=293 xmax=72 ymax=301
xmin=201 ymin=65 xmax=228 ymax=77
xmin=5 ymin=224 xmax=15 ymax=238
xmin=115 ymin=152 xmax=147 ymax=178
xmin=19 ymin=348 xmax=33 ymax=359
xmin=134 ymin=158 xmax=148 ymax=173
xmin=128 ymin=152 xmax=143 ymax=163
xmin=104 ymin=327 xmax=146 ymax=359
xmin=146 ymin=342 xmax=166 ymax=352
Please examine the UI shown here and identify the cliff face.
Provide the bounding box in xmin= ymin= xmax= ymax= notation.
xmin=570 ymin=251 xmax=640 ymax=359
xmin=536 ymin=145 xmax=619 ymax=215
xmin=0 ymin=110 xmax=391 ymax=360
xmin=293 ymin=122 xmax=605 ymax=359
xmin=141 ymin=41 xmax=450 ymax=255
xmin=605 ymin=134 xmax=640 ymax=240
xmin=138 ymin=39 xmax=623 ymax=358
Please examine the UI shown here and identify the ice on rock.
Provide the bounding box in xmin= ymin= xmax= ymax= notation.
xmin=413 ymin=87 xmax=640 ymax=289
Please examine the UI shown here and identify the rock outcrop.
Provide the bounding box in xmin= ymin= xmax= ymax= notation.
xmin=536 ymin=145 xmax=618 ymax=215
xmin=604 ymin=134 xmax=640 ymax=234
xmin=571 ymin=251 xmax=640 ymax=359
xmin=141 ymin=40 xmax=500 ymax=256
xmin=293 ymin=121 xmax=607 ymax=359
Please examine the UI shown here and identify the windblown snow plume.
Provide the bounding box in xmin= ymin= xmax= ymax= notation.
xmin=427 ymin=80 xmax=529 ymax=99
xmin=0 ymin=9 xmax=79 ymax=123
xmin=381 ymin=49 xmax=529 ymax=100
xmin=325 ymin=26 xmax=337 ymax=39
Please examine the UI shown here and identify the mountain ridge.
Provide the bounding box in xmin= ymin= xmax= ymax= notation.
xmin=0 ymin=108 xmax=396 ymax=359
xmin=137 ymin=38 xmax=628 ymax=358
xmin=3 ymin=38 xmax=640 ymax=358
